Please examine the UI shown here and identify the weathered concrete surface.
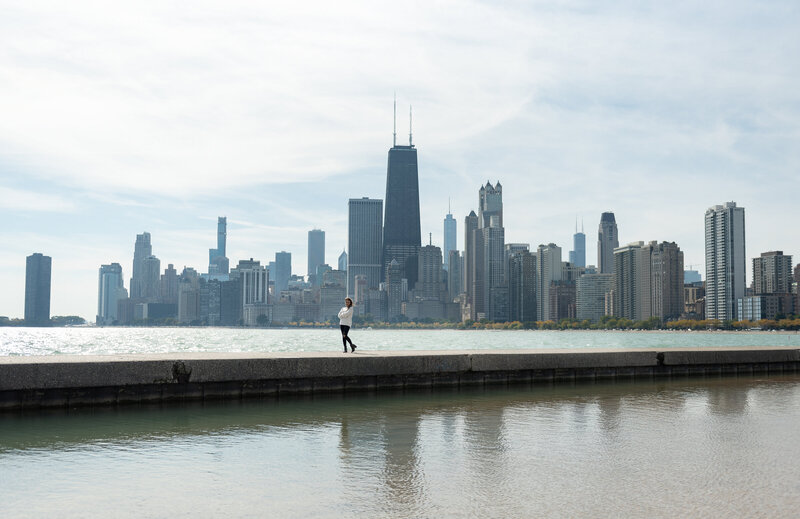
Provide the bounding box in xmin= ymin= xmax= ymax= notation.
xmin=0 ymin=347 xmax=798 ymax=410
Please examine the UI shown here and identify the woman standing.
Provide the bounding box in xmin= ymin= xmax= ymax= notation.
xmin=338 ymin=297 xmax=357 ymax=353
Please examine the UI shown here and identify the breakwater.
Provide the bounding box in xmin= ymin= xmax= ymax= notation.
xmin=1 ymin=347 xmax=798 ymax=410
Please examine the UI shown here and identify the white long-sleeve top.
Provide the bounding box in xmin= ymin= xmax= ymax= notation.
xmin=338 ymin=306 xmax=354 ymax=327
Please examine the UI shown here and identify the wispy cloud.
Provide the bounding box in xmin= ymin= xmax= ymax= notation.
xmin=0 ymin=186 xmax=76 ymax=212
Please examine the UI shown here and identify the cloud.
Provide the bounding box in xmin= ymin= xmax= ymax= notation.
xmin=0 ymin=186 xmax=76 ymax=212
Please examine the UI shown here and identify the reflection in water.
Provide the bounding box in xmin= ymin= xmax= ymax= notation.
xmin=2 ymin=375 xmax=800 ymax=518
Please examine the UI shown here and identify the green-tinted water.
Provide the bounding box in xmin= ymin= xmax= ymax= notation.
xmin=2 ymin=375 xmax=799 ymax=518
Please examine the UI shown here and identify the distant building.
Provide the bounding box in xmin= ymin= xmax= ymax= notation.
xmin=348 ymin=198 xmax=383 ymax=296
xmin=569 ymin=221 xmax=586 ymax=268
xmin=130 ymin=232 xmax=153 ymax=300
xmin=536 ymin=243 xmax=562 ymax=321
xmin=25 ymin=253 xmax=52 ymax=326
xmin=274 ymin=251 xmax=291 ymax=296
xmin=387 ymin=259 xmax=403 ymax=321
xmin=160 ymin=264 xmax=179 ymax=305
xmin=753 ymin=251 xmax=793 ymax=295
xmin=614 ymin=242 xmax=650 ymax=321
xmin=576 ymin=273 xmax=614 ymax=323
xmin=447 ymin=250 xmax=463 ymax=300
xmin=614 ymin=241 xmax=684 ymax=322
xmin=97 ymin=263 xmax=127 ymax=325
xmin=414 ymin=244 xmax=444 ymax=301
xmin=443 ymin=210 xmax=457 ymax=272
xmin=208 ymin=217 xmax=229 ymax=275
xmin=465 ymin=182 xmax=505 ymax=321
xmin=307 ymin=229 xmax=325 ymax=281
xmin=705 ymin=202 xmax=746 ymax=321
xmin=382 ymin=116 xmax=421 ymax=288
xmin=738 ymin=294 xmax=794 ymax=322
xmin=338 ymin=250 xmax=348 ymax=272
xmin=463 ymin=210 xmax=479 ymax=319
xmin=508 ymin=250 xmax=536 ymax=322
xmin=684 ymin=270 xmax=702 ymax=284
xmin=597 ymin=212 xmax=619 ymax=274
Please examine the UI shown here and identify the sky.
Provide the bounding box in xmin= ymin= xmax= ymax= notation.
xmin=1 ymin=1 xmax=799 ymax=320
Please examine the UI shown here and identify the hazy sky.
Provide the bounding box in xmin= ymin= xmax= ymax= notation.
xmin=1 ymin=1 xmax=799 ymax=320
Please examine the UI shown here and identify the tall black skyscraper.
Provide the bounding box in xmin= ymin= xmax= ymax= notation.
xmin=383 ymin=100 xmax=421 ymax=287
xmin=25 ymin=253 xmax=51 ymax=325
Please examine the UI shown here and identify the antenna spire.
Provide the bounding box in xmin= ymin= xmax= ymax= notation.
xmin=448 ymin=197 xmax=451 ymax=214
xmin=393 ymin=92 xmax=396 ymax=147
xmin=429 ymin=232 xmax=432 ymax=246
xmin=409 ymin=105 xmax=413 ymax=146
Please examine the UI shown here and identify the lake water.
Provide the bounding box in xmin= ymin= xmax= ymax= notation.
xmin=2 ymin=327 xmax=800 ymax=356
xmin=1 ymin=375 xmax=799 ymax=518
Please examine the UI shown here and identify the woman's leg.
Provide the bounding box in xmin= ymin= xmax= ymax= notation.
xmin=340 ymin=325 xmax=351 ymax=351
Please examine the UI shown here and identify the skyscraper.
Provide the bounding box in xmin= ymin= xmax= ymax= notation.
xmin=576 ymin=273 xmax=614 ymax=323
xmin=597 ymin=212 xmax=619 ymax=274
xmin=464 ymin=182 xmax=506 ymax=321
xmin=753 ymin=251 xmax=793 ymax=295
xmin=650 ymin=241 xmax=684 ymax=321
xmin=705 ymin=202 xmax=746 ymax=321
xmin=415 ymin=244 xmax=444 ymax=301
xmin=613 ymin=242 xmax=651 ymax=321
xmin=25 ymin=253 xmax=51 ymax=325
xmin=130 ymin=232 xmax=152 ymax=300
xmin=348 ymin=197 xmax=383 ymax=296
xmin=208 ymin=217 xmax=229 ymax=275
xmin=463 ymin=210 xmax=479 ymax=318
xmin=508 ymin=249 xmax=536 ymax=322
xmin=478 ymin=182 xmax=503 ymax=228
xmin=274 ymin=251 xmax=292 ymax=296
xmin=383 ymin=102 xmax=421 ymax=287
xmin=307 ymin=229 xmax=325 ymax=280
xmin=97 ymin=263 xmax=127 ymax=325
xmin=447 ymin=250 xmax=462 ymax=300
xmin=443 ymin=207 xmax=456 ymax=272
xmin=569 ymin=220 xmax=586 ymax=268
xmin=160 ymin=264 xmax=178 ymax=305
xmin=338 ymin=250 xmax=348 ymax=272
xmin=536 ymin=243 xmax=562 ymax=321
xmin=387 ymin=259 xmax=403 ymax=321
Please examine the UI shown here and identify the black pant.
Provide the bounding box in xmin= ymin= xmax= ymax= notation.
xmin=340 ymin=325 xmax=353 ymax=349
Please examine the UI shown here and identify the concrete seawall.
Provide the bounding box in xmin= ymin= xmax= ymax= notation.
xmin=1 ymin=347 xmax=799 ymax=410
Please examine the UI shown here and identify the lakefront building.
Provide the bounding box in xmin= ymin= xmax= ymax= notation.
xmin=25 ymin=253 xmax=52 ymax=326
xmin=705 ymin=202 xmax=746 ymax=321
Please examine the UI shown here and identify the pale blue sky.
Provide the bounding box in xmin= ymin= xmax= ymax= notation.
xmin=1 ymin=1 xmax=798 ymax=320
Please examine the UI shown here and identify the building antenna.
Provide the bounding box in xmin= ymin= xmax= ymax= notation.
xmin=448 ymin=197 xmax=451 ymax=214
xmin=581 ymin=218 xmax=584 ymax=233
xmin=409 ymin=105 xmax=413 ymax=146
xmin=429 ymin=232 xmax=432 ymax=246
xmin=393 ymin=92 xmax=397 ymax=147
xmin=575 ymin=216 xmax=578 ymax=233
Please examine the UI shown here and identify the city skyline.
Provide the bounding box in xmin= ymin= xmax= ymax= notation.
xmin=2 ymin=2 xmax=799 ymax=319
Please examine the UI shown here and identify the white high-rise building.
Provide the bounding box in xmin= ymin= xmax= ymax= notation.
xmin=705 ymin=202 xmax=746 ymax=321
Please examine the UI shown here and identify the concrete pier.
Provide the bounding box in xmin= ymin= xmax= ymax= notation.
xmin=1 ymin=347 xmax=798 ymax=410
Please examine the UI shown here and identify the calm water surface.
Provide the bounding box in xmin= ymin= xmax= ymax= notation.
xmin=1 ymin=375 xmax=799 ymax=518
xmin=2 ymin=327 xmax=800 ymax=355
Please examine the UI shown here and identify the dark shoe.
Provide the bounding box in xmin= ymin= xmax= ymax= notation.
xmin=351 ymin=344 xmax=357 ymax=353
xmin=343 ymin=348 xmax=348 ymax=353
